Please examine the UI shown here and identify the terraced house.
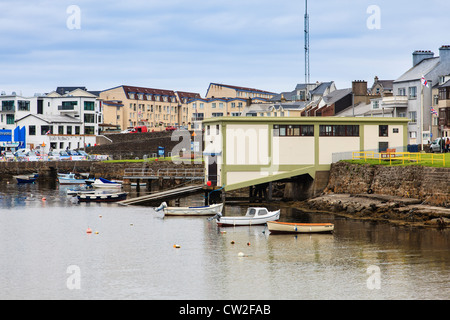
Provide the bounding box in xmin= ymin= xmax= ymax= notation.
xmin=100 ymin=85 xmax=200 ymax=131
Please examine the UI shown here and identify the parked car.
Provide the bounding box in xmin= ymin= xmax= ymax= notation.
xmin=59 ymin=151 xmax=71 ymax=160
xmin=47 ymin=151 xmax=60 ymax=161
xmin=121 ymin=128 xmax=133 ymax=134
xmin=430 ymin=138 xmax=443 ymax=153
xmin=131 ymin=126 xmax=148 ymax=133
xmin=14 ymin=149 xmax=31 ymax=157
xmin=3 ymin=151 xmax=14 ymax=160
xmin=165 ymin=126 xmax=177 ymax=131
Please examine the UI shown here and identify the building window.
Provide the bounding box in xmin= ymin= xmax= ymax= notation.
xmin=84 ymin=101 xmax=95 ymax=111
xmin=409 ymin=111 xmax=417 ymax=123
xmin=6 ymin=114 xmax=14 ymax=124
xmin=393 ymin=128 xmax=399 ymax=133
xmin=212 ymin=113 xmax=223 ymax=117
xmin=61 ymin=101 xmax=77 ymax=110
xmin=212 ymin=103 xmax=216 ymax=108
xmin=84 ymin=114 xmax=95 ymax=123
xmin=273 ymin=125 xmax=314 ymax=137
xmin=41 ymin=125 xmax=52 ymax=135
xmin=398 ymin=88 xmax=406 ymax=96
xmin=29 ymin=125 xmax=36 ymax=136
xmin=85 ymin=126 xmax=95 ymax=135
xmin=379 ymin=125 xmax=388 ymax=137
xmin=408 ymin=86 xmax=417 ymax=99
xmin=373 ymin=100 xmax=380 ymax=109
xmin=67 ymin=126 xmax=72 ymax=135
xmin=2 ymin=101 xmax=14 ymax=111
xmin=18 ymin=100 xmax=30 ymax=111
xmin=58 ymin=126 xmax=64 ymax=134
xmin=319 ymin=125 xmax=359 ymax=137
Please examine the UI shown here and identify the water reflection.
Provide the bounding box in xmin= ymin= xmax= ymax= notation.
xmin=0 ymin=181 xmax=449 ymax=299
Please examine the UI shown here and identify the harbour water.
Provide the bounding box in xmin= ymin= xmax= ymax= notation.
xmin=0 ymin=180 xmax=449 ymax=300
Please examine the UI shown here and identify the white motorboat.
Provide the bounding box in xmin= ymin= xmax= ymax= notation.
xmin=155 ymin=202 xmax=223 ymax=216
xmin=215 ymin=207 xmax=280 ymax=227
xmin=92 ymin=177 xmax=122 ymax=189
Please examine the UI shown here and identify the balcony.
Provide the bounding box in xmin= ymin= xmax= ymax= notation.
xmin=381 ymin=96 xmax=408 ymax=108
xmin=58 ymin=105 xmax=76 ymax=112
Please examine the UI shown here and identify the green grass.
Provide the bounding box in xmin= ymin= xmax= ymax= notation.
xmin=344 ymin=153 xmax=450 ymax=168
xmin=101 ymin=156 xmax=204 ymax=164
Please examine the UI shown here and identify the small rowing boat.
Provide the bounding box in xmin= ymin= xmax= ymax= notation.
xmin=215 ymin=207 xmax=280 ymax=227
xmin=76 ymin=191 xmax=128 ymax=202
xmin=155 ymin=202 xmax=223 ymax=216
xmin=267 ymin=221 xmax=334 ymax=234
xmin=14 ymin=173 xmax=38 ymax=184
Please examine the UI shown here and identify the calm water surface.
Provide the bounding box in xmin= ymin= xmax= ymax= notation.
xmin=0 ymin=180 xmax=448 ymax=299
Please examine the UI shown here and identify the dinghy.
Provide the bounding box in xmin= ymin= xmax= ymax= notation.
xmin=155 ymin=202 xmax=224 ymax=216
xmin=267 ymin=221 xmax=334 ymax=234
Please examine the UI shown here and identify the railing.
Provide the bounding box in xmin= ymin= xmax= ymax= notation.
xmin=352 ymin=151 xmax=445 ymax=166
xmin=124 ymin=168 xmax=205 ymax=178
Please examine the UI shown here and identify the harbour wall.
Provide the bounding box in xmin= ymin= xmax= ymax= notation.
xmin=0 ymin=160 xmax=203 ymax=181
xmin=324 ymin=162 xmax=449 ymax=207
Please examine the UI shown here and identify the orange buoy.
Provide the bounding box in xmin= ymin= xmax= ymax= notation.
xmin=42 ymin=197 xmax=46 ymax=201
xmin=86 ymin=227 xmax=92 ymax=234
xmin=247 ymin=242 xmax=251 ymax=246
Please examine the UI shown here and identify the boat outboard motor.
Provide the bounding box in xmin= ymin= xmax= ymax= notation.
xmin=208 ymin=212 xmax=222 ymax=222
xmin=155 ymin=202 xmax=167 ymax=212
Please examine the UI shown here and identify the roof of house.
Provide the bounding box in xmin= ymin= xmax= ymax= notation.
xmin=395 ymin=57 xmax=440 ymax=83
xmin=122 ymin=85 xmax=175 ymax=96
xmin=56 ymin=87 xmax=87 ymax=95
xmin=207 ymin=83 xmax=276 ymax=95
xmin=322 ymin=88 xmax=352 ymax=105
xmin=15 ymin=114 xmax=82 ymax=124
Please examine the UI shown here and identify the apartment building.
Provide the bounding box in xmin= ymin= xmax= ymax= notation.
xmin=0 ymin=88 xmax=99 ymax=151
xmin=100 ymin=85 xmax=200 ymax=131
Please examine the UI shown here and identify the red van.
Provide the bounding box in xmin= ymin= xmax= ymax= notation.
xmin=131 ymin=126 xmax=148 ymax=133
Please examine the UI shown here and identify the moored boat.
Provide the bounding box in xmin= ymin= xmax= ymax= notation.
xmin=267 ymin=221 xmax=334 ymax=234
xmin=92 ymin=177 xmax=122 ymax=189
xmin=14 ymin=174 xmax=38 ymax=184
xmin=76 ymin=191 xmax=128 ymax=202
xmin=215 ymin=207 xmax=280 ymax=226
xmin=58 ymin=173 xmax=88 ymax=185
xmin=155 ymin=202 xmax=223 ymax=216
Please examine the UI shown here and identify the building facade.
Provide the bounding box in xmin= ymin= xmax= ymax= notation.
xmin=100 ymin=85 xmax=200 ymax=131
xmin=202 ymin=117 xmax=409 ymax=191
xmin=0 ymin=88 xmax=99 ymax=151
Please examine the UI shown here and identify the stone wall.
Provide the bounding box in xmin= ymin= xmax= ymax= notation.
xmin=325 ymin=162 xmax=450 ymax=207
xmin=88 ymin=131 xmax=190 ymax=160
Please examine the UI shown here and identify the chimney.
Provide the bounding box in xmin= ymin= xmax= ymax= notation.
xmin=352 ymin=80 xmax=367 ymax=96
xmin=439 ymin=45 xmax=450 ymax=62
xmin=412 ymin=50 xmax=434 ymax=67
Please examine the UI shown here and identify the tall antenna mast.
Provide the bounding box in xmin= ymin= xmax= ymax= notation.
xmin=304 ymin=0 xmax=310 ymax=97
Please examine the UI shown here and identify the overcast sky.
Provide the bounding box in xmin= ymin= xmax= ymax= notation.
xmin=1 ymin=0 xmax=449 ymax=97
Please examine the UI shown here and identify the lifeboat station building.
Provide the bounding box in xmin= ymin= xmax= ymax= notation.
xmin=202 ymin=117 xmax=409 ymax=198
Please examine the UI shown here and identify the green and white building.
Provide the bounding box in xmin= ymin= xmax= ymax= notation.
xmin=202 ymin=117 xmax=409 ymax=193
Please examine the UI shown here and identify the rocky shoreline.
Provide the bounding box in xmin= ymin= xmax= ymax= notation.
xmin=297 ymin=193 xmax=450 ymax=228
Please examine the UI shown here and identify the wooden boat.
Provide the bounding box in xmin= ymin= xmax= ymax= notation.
xmin=267 ymin=221 xmax=334 ymax=234
xmin=156 ymin=201 xmax=223 ymax=216
xmin=14 ymin=174 xmax=38 ymax=184
xmin=215 ymin=207 xmax=280 ymax=227
xmin=92 ymin=177 xmax=122 ymax=189
xmin=76 ymin=191 xmax=128 ymax=202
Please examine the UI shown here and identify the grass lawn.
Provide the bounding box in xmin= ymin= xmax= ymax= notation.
xmin=344 ymin=153 xmax=450 ymax=168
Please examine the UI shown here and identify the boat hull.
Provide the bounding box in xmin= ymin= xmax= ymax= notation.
xmin=14 ymin=175 xmax=37 ymax=184
xmin=267 ymin=221 xmax=334 ymax=234
xmin=77 ymin=192 xmax=128 ymax=202
xmin=217 ymin=210 xmax=280 ymax=227
xmin=164 ymin=203 xmax=223 ymax=216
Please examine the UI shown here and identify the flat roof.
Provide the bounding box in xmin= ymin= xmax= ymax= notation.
xmin=202 ymin=116 xmax=410 ymax=125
